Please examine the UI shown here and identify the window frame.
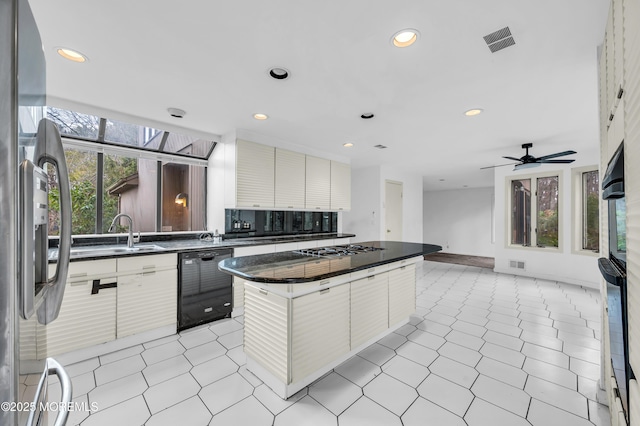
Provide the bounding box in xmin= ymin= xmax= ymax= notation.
xmin=505 ymin=171 xmax=563 ymax=251
xmin=571 ymin=165 xmax=600 ymax=256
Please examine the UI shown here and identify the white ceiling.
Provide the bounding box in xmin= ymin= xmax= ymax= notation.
xmin=28 ymin=0 xmax=610 ymax=191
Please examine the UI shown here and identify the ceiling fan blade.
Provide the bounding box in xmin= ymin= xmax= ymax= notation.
xmin=480 ymin=162 xmax=519 ymax=170
xmin=502 ymin=156 xmax=522 ymax=162
xmin=537 ymin=159 xmax=575 ymax=164
xmin=536 ymin=150 xmax=577 ymax=161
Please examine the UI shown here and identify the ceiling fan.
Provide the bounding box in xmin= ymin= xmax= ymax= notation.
xmin=481 ymin=143 xmax=576 ymax=170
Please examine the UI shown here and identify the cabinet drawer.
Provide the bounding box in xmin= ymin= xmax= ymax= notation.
xmin=350 ymin=264 xmax=390 ymax=281
xmin=350 ymin=273 xmax=389 ymax=348
xmin=117 ymin=253 xmax=177 ymax=274
xmin=67 ymin=259 xmax=117 ymax=282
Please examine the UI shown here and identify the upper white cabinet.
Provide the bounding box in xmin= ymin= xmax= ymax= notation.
xmin=275 ymin=148 xmax=306 ymax=209
xmin=330 ymin=161 xmax=351 ymax=211
xmin=218 ymin=138 xmax=350 ymax=211
xmin=236 ymin=139 xmax=275 ymax=208
xmin=305 ymin=156 xmax=331 ymax=210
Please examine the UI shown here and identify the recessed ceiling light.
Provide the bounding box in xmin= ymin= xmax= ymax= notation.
xmin=439 ymin=179 xmax=445 ymax=182
xmin=343 ymin=142 xmax=354 ymax=148
xmin=361 ymin=113 xmax=375 ymax=119
xmin=167 ymin=107 xmax=186 ymax=118
xmin=464 ymin=108 xmax=483 ymax=116
xmin=269 ymin=67 xmax=290 ymax=80
xmin=56 ymin=47 xmax=87 ymax=63
xmin=253 ymin=113 xmax=268 ymax=120
xmin=391 ymin=29 xmax=419 ymax=48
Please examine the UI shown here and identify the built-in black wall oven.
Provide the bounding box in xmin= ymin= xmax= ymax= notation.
xmin=598 ymin=142 xmax=634 ymax=420
xmin=178 ymin=248 xmax=233 ymax=330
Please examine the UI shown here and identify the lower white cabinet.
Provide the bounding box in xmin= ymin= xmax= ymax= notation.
xmin=24 ymin=253 xmax=177 ymax=360
xmin=37 ymin=259 xmax=117 ymax=358
xmin=117 ymin=269 xmax=177 ymax=338
xmin=350 ymin=273 xmax=389 ymax=348
xmin=291 ymin=284 xmax=350 ymax=382
xmin=389 ymin=264 xmax=416 ymax=326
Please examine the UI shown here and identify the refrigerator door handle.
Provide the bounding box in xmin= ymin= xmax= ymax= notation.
xmin=26 ymin=358 xmax=73 ymax=426
xmin=34 ymin=118 xmax=72 ymax=325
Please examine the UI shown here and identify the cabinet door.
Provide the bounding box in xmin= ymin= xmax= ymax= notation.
xmin=236 ymin=139 xmax=275 ymax=208
xmin=117 ymin=268 xmax=177 ymax=338
xmin=291 ymin=284 xmax=350 ymax=383
xmin=305 ymin=156 xmax=331 ymax=210
xmin=244 ymin=284 xmax=289 ymax=383
xmin=275 ymin=148 xmax=306 ymax=209
xmin=37 ymin=259 xmax=117 ymax=358
xmin=350 ymin=273 xmax=389 ymax=348
xmin=330 ymin=161 xmax=351 ymax=211
xmin=388 ymin=264 xmax=416 ymax=327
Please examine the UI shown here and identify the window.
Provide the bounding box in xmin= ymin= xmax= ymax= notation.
xmin=45 ymin=107 xmax=211 ymax=236
xmin=509 ymin=174 xmax=560 ymax=248
xmin=572 ymin=167 xmax=600 ymax=254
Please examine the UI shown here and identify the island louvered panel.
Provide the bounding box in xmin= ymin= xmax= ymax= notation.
xmin=350 ymin=273 xmax=389 ymax=349
xmin=244 ymin=284 xmax=289 ymax=383
xmin=388 ymin=264 xmax=416 ymax=327
xmin=291 ymin=284 xmax=350 ymax=382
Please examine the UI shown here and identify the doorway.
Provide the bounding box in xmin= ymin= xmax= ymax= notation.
xmin=385 ymin=180 xmax=403 ymax=241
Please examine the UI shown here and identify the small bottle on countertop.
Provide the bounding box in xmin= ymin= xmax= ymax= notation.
xmin=213 ymin=229 xmax=221 ymax=244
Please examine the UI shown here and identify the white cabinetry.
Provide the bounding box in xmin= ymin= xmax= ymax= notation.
xmin=305 ymin=156 xmax=331 ymax=210
xmin=330 ymin=161 xmax=351 ymax=211
xmin=291 ymin=284 xmax=350 ymax=382
xmin=350 ymin=273 xmax=389 ymax=348
xmin=236 ymin=139 xmax=275 ymax=208
xmin=37 ymin=259 xmax=118 ymax=358
xmin=275 ymin=148 xmax=306 ymax=209
xmin=388 ymin=263 xmax=416 ymax=327
xmin=232 ymin=244 xmax=276 ymax=309
xmin=116 ymin=253 xmax=177 ymax=338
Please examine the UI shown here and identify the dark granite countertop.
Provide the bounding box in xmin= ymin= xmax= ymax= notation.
xmin=218 ymin=241 xmax=442 ymax=284
xmin=48 ymin=233 xmax=356 ymax=262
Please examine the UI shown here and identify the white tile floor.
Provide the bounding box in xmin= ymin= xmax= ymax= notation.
xmin=23 ymin=260 xmax=612 ymax=426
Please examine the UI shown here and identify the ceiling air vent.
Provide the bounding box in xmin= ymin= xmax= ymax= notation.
xmin=374 ymin=144 xmax=388 ymax=149
xmin=483 ymin=26 xmax=515 ymax=53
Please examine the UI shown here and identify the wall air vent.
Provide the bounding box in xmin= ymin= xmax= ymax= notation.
xmin=483 ymin=26 xmax=515 ymax=53
xmin=509 ymin=260 xmax=526 ymax=270
xmin=374 ymin=144 xmax=388 ymax=149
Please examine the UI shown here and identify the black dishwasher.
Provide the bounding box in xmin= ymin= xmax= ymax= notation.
xmin=178 ymin=249 xmax=233 ymax=330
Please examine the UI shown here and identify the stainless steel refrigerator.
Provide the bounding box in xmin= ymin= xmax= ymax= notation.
xmin=1 ymin=0 xmax=73 ymax=425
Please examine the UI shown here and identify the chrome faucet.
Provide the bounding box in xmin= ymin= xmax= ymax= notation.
xmin=108 ymin=213 xmax=135 ymax=248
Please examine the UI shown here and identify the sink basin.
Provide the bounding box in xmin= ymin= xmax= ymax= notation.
xmin=69 ymin=244 xmax=165 ymax=257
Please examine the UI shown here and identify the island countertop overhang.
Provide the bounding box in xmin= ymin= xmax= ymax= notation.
xmin=218 ymin=241 xmax=442 ymax=284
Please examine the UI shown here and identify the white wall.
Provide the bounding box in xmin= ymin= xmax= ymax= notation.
xmin=493 ymin=147 xmax=601 ymax=288
xmin=423 ymin=187 xmax=495 ymax=257
xmin=343 ymin=165 xmax=423 ymax=243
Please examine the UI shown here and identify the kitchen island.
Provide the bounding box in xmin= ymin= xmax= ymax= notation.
xmin=219 ymin=241 xmax=441 ymax=398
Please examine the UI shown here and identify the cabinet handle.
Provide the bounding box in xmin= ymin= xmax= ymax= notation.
xmin=253 ymin=204 xmax=260 ymax=207
xmin=142 ymin=271 xmax=156 ymax=276
xmin=316 ymin=207 xmax=321 ymax=209
xmin=69 ymin=272 xmax=87 ymax=279
xmin=143 ymin=265 xmax=155 ymax=270
xmin=319 ymin=280 xmax=330 ymax=286
xmin=400 ymin=266 xmax=406 ymax=270
xmin=91 ymin=279 xmax=117 ymax=295
xmin=288 ymin=206 xmax=294 ymax=209
xmin=367 ymin=268 xmax=375 ymax=273
xmin=259 ymin=288 xmax=268 ymax=295
xmin=368 ymin=275 xmax=376 ymax=280
xmin=320 ymin=288 xmax=330 ymax=294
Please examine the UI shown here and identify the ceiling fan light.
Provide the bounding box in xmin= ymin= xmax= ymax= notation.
xmin=513 ymin=162 xmax=541 ymax=171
